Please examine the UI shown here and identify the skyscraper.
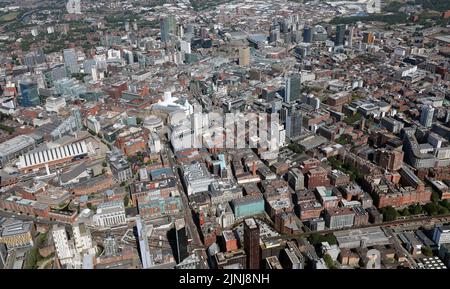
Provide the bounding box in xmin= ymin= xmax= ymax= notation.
xmin=335 ymin=24 xmax=346 ymax=46
xmin=52 ymin=225 xmax=75 ymax=266
xmin=18 ymin=79 xmax=41 ymax=107
xmin=285 ymin=75 xmax=301 ymax=103
xmin=347 ymin=26 xmax=354 ymax=47
xmin=64 ymin=48 xmax=79 ymax=74
xmin=244 ymin=218 xmax=260 ymax=269
xmin=420 ymin=105 xmax=435 ymax=127
xmin=239 ymin=47 xmax=250 ymax=66
xmin=286 ymin=110 xmax=303 ymax=139
xmin=72 ymin=222 xmax=95 ymax=255
xmin=175 ymin=218 xmax=189 ymax=263
xmin=303 ymin=26 xmax=313 ymax=43
xmin=160 ymin=16 xmax=176 ymax=42
xmin=71 ymin=107 xmax=83 ymax=130
xmin=269 ymin=23 xmax=280 ymax=43
xmin=363 ymin=32 xmax=375 ymax=44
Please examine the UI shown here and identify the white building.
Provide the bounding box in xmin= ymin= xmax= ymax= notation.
xmin=17 ymin=141 xmax=89 ymax=172
xmin=182 ymin=162 xmax=215 ymax=195
xmin=52 ymin=225 xmax=76 ymax=266
xmin=420 ymin=105 xmax=435 ymax=128
xmin=300 ymin=71 xmax=316 ymax=83
xmin=45 ymin=97 xmax=66 ymax=114
xmin=93 ymin=201 xmax=127 ymax=228
xmin=86 ymin=116 xmax=101 ymax=134
xmin=180 ymin=40 xmax=191 ymax=54
xmin=148 ymin=132 xmax=161 ymax=154
xmin=72 ymin=222 xmax=96 ymax=255
xmin=433 ymin=225 xmax=450 ymax=247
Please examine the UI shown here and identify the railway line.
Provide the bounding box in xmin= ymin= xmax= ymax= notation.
xmin=265 ymin=213 xmax=450 ymax=242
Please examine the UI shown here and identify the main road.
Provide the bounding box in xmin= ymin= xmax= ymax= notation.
xmin=163 ymin=144 xmax=209 ymax=267
xmin=163 ymin=145 xmax=204 ymax=250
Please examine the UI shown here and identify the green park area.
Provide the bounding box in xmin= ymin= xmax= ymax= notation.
xmin=0 ymin=11 xmax=20 ymax=23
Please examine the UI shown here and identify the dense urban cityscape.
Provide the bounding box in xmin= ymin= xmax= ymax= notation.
xmin=0 ymin=0 xmax=449 ymax=271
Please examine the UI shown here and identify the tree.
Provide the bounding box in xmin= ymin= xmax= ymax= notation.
xmin=409 ymin=203 xmax=423 ymax=215
xmin=123 ymin=194 xmax=130 ymax=207
xmin=309 ymin=233 xmax=321 ymax=245
xmin=309 ymin=233 xmax=337 ymax=246
xmin=102 ymin=161 xmax=107 ymax=167
xmin=337 ymin=135 xmax=349 ymax=145
xmin=343 ymin=113 xmax=362 ymax=126
xmin=399 ymin=208 xmax=410 ymax=217
xmin=422 ymin=246 xmax=433 ymax=257
xmin=24 ymin=248 xmax=42 ymax=269
xmin=288 ymin=143 xmax=304 ymax=154
xmin=438 ymin=206 xmax=449 ymax=215
xmin=424 ymin=203 xmax=439 ymax=216
xmin=439 ymin=200 xmax=450 ymax=210
xmin=35 ymin=232 xmax=47 ymax=248
xmin=323 ymin=253 xmax=337 ymax=269
xmin=323 ymin=234 xmax=337 ymax=245
xmin=431 ymin=191 xmax=440 ymax=203
xmin=381 ymin=206 xmax=398 ymax=222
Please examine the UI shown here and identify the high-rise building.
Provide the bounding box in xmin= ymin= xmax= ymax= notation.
xmin=71 ymin=107 xmax=83 ymax=130
xmin=24 ymin=48 xmax=46 ymax=67
xmin=63 ymin=48 xmax=79 ymax=74
xmin=243 ymin=218 xmax=260 ymax=269
xmin=313 ymin=25 xmax=328 ymax=42
xmin=303 ymin=26 xmax=313 ymax=43
xmin=269 ymin=23 xmax=280 ymax=43
xmin=185 ymin=23 xmax=195 ymax=35
xmin=45 ymin=64 xmax=67 ymax=88
xmin=180 ymin=40 xmax=191 ymax=54
xmin=347 ymin=26 xmax=354 ymax=47
xmin=239 ymin=47 xmax=250 ymax=66
xmin=18 ymin=79 xmax=41 ymax=107
xmin=285 ymin=75 xmax=301 ymax=103
xmin=363 ymin=32 xmax=375 ymax=44
xmin=52 ymin=225 xmax=75 ymax=265
xmin=377 ymin=148 xmax=404 ymax=172
xmin=335 ymin=24 xmax=346 ymax=46
xmin=287 ymin=168 xmax=305 ymax=191
xmin=420 ymin=105 xmax=435 ymax=127
xmin=72 ymin=222 xmax=96 ymax=255
xmin=285 ymin=109 xmax=303 ymax=139
xmin=175 ymin=218 xmax=189 ymax=263
xmin=432 ymin=224 xmax=450 ymax=246
xmin=160 ymin=16 xmax=176 ymax=42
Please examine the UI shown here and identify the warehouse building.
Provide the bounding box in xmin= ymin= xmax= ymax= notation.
xmin=17 ymin=141 xmax=89 ymax=172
